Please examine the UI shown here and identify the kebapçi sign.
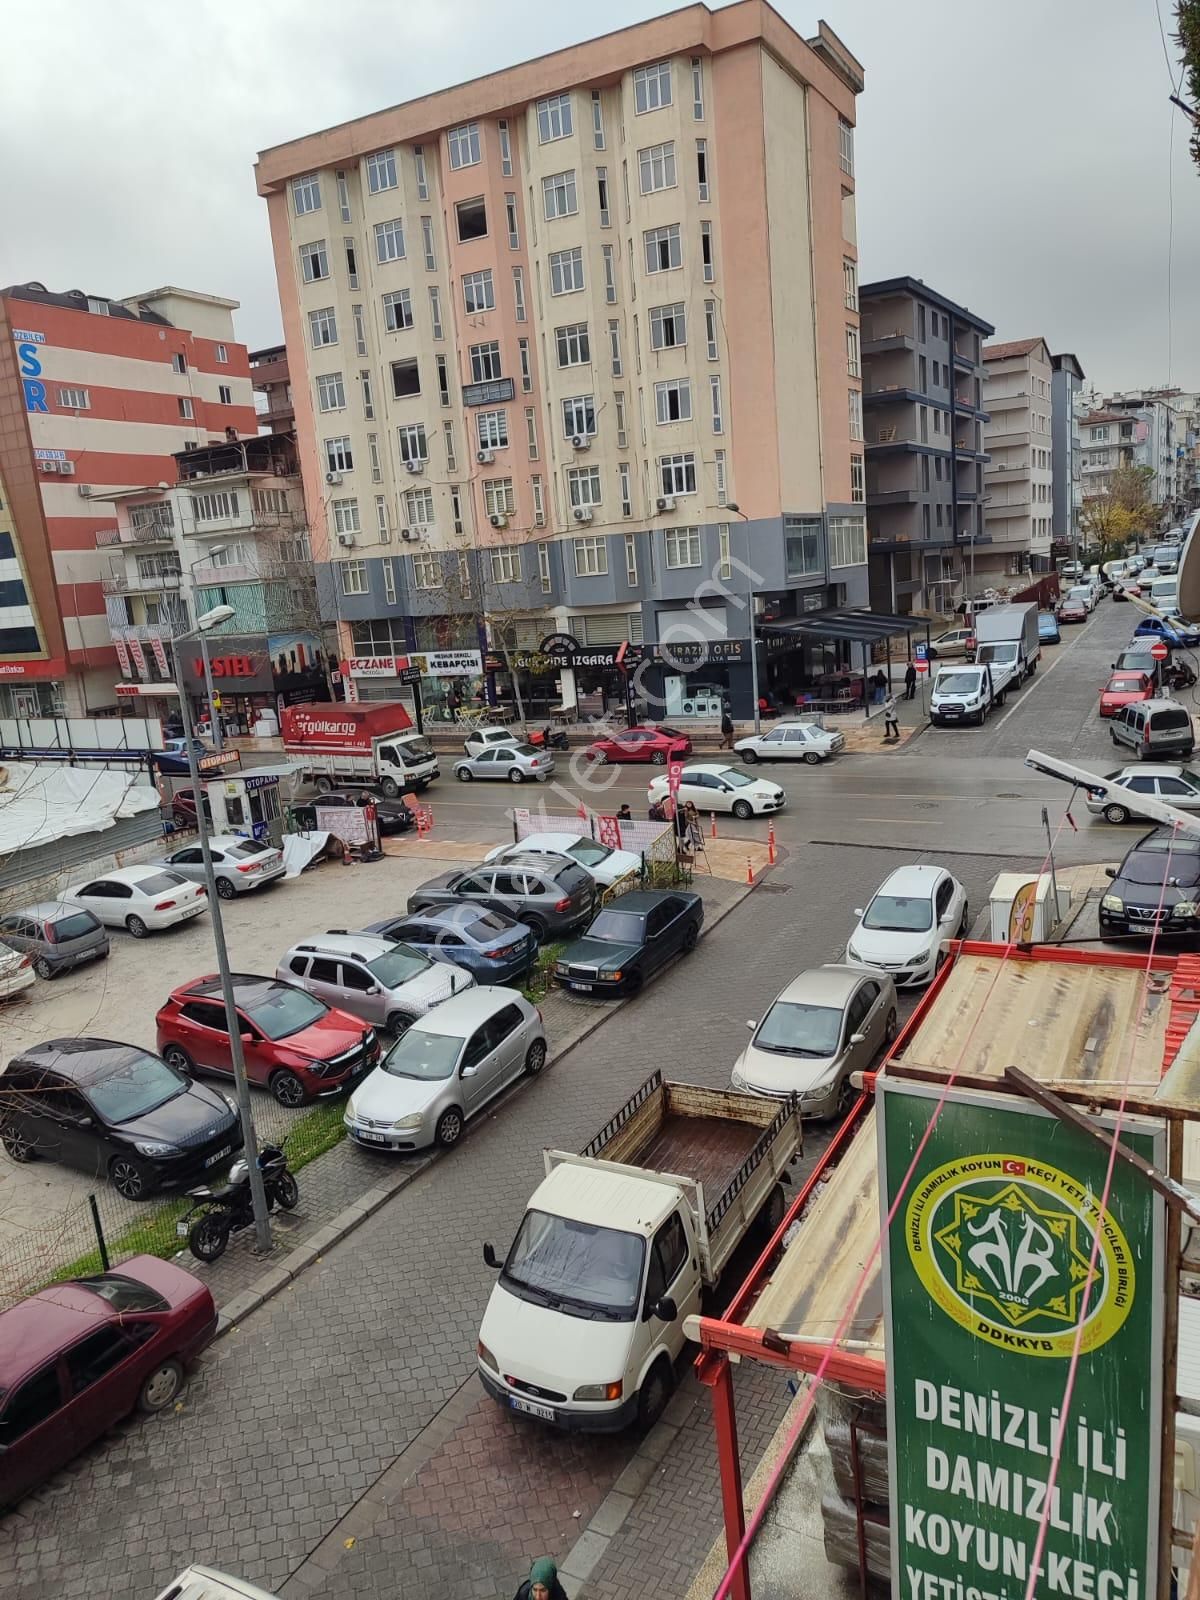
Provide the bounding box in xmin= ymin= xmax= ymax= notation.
xmin=879 ymin=1079 xmax=1163 ymax=1600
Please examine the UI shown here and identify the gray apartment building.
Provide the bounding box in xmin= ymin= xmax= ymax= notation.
xmin=859 ymin=278 xmax=994 ymax=617
xmin=1050 ymin=353 xmax=1085 ymax=560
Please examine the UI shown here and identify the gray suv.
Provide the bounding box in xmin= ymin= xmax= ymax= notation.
xmin=407 ymin=854 xmax=597 ymax=940
xmin=278 ymin=933 xmax=474 ymax=1033
xmin=0 ymin=902 xmax=109 ymax=979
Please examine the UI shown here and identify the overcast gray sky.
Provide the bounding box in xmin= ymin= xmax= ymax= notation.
xmin=1 ymin=0 xmax=1193 ymax=394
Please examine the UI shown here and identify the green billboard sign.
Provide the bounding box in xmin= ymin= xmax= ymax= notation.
xmin=879 ymin=1080 xmax=1164 ymax=1600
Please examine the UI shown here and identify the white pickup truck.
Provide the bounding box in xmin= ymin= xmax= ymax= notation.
xmin=477 ymin=1072 xmax=800 ymax=1431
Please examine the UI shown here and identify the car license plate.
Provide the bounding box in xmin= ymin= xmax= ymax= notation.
xmin=571 ymin=981 xmax=593 ymax=992
xmin=357 ymin=1130 xmax=387 ymax=1143
xmin=510 ymin=1396 xmax=555 ymax=1422
xmin=176 ymin=1220 xmax=190 ymax=1238
xmin=204 ymin=1144 xmax=232 ymax=1168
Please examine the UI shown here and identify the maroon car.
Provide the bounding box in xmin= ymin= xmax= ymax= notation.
xmin=0 ymin=1255 xmax=216 ymax=1510
xmin=156 ymin=973 xmax=380 ymax=1105
xmin=585 ymin=724 xmax=693 ymax=766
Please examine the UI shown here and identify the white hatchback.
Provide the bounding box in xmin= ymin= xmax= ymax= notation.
xmin=483 ymin=833 xmax=641 ymax=887
xmin=0 ymin=944 xmax=35 ymax=1002
xmin=646 ymin=763 xmax=786 ymax=819
xmin=845 ymin=864 xmax=968 ymax=987
xmin=65 ymin=866 xmax=209 ymax=939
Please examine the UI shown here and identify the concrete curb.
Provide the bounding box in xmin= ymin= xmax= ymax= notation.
xmin=212 ymin=873 xmax=758 ymax=1341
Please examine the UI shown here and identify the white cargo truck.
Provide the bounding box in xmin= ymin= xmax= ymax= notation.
xmin=971 ymin=601 xmax=1040 ymax=681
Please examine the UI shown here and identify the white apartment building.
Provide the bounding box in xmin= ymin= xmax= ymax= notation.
xmin=981 ymin=337 xmax=1055 ymax=578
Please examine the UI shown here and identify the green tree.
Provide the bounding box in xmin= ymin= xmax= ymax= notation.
xmin=1178 ymin=1 xmax=1200 ymax=169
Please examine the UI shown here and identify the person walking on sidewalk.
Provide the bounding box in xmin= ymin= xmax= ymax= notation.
xmin=904 ymin=661 xmax=918 ymax=700
xmin=513 ymin=1556 xmax=569 ymax=1600
xmin=719 ymin=700 xmax=735 ymax=750
xmin=882 ymin=692 xmax=900 ymax=742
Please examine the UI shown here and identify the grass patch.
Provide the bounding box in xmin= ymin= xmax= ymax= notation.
xmin=522 ymin=941 xmax=565 ymax=1005
xmin=283 ymin=1099 xmax=348 ymax=1169
xmin=48 ymin=1196 xmax=192 ymax=1283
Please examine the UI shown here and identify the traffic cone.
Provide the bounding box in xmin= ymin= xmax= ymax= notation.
xmin=341 ymin=838 xmax=353 ymax=867
xmin=768 ymin=823 xmax=776 ymax=864
xmin=746 ymin=855 xmax=754 ymax=885
xmin=710 ymin=812 xmax=717 ymax=839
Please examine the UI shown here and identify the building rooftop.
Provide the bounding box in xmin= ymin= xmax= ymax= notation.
xmin=982 ymin=337 xmax=1048 ymax=362
xmin=1051 ymin=351 xmax=1085 ymax=379
xmin=857 ymin=276 xmax=994 ymax=336
xmin=1081 ymin=410 xmax=1129 ymax=426
xmin=3 ymin=282 xmax=170 ymax=326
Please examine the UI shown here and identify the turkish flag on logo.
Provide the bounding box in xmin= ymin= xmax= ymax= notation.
xmin=1002 ymin=1160 xmax=1027 ymax=1176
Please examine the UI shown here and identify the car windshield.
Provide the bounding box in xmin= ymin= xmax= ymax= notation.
xmin=381 ymin=1028 xmax=462 ymax=1080
xmin=228 ymin=839 xmax=273 ymax=858
xmin=1131 ymin=836 xmax=1200 ymax=857
xmin=754 ymin=1000 xmax=844 ymax=1057
xmin=70 ymin=1274 xmax=169 ymax=1312
xmin=935 ymin=671 xmax=981 ymax=694
xmin=1109 ymin=677 xmax=1146 ymax=693
xmin=1123 ymin=852 xmax=1200 ymax=888
xmin=586 ymin=910 xmax=645 ymax=944
xmin=242 ymin=985 xmax=328 ymax=1040
xmin=568 ymin=841 xmax=611 ymax=866
xmin=84 ymin=1050 xmax=187 ymax=1123
xmin=134 ymin=872 xmax=187 ymax=895
xmin=718 ymin=768 xmax=754 ymax=788
xmin=49 ymin=912 xmax=100 ymax=941
xmin=504 ymin=1209 xmax=646 ymax=1321
xmin=367 ymin=945 xmax=432 ymax=987
xmin=863 ymin=893 xmax=933 ymax=933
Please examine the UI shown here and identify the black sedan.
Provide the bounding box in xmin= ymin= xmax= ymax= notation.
xmin=1099 ymin=828 xmax=1200 ymax=940
xmin=291 ymin=789 xmax=415 ymax=836
xmin=555 ymin=890 xmax=703 ymax=997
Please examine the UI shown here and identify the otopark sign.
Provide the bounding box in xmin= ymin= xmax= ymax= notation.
xmin=879 ymin=1079 xmax=1164 ymax=1600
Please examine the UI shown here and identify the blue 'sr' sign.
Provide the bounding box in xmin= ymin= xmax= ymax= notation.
xmin=17 ymin=342 xmax=47 ymax=412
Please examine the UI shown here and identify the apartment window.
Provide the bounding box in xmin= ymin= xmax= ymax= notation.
xmin=477 ymin=410 xmax=508 ymax=450
xmin=456 ymin=550 xmax=472 ymax=594
xmin=512 ymin=267 xmax=527 ymax=323
xmin=691 ymin=57 xmax=705 ymax=119
xmin=592 ymin=90 xmax=606 ymax=149
xmin=413 ymin=147 xmax=429 ymax=199
xmin=921 ymin=455 xmax=930 ymax=492
xmin=543 ymin=170 xmax=578 ymax=220
xmin=485 ymin=479 xmax=517 ymax=519
xmin=842 ymin=257 xmax=858 ymax=311
xmin=659 ymin=453 xmax=697 ymax=496
xmin=695 ymin=139 xmax=710 ymax=202
xmin=190 ymin=490 xmax=239 ymax=522
xmin=555 ymin=322 xmax=590 ymax=367
xmin=846 ymin=325 xmax=864 ymax=381
xmin=655 ymin=378 xmax=692 ymax=424
xmin=421 ymin=217 xmax=436 ymax=270
xmin=360 ymin=370 xmax=374 ymax=418
xmin=436 ymin=354 xmax=451 ymax=406
xmin=716 ymin=524 xmax=732 ymax=581
xmin=307 ymin=308 xmax=338 ymax=352
xmin=709 ymin=374 xmax=723 ymax=434
xmin=597 ymin=168 xmax=611 ymax=227
xmin=532 ymin=475 xmax=545 ymax=526
xmin=537 ymin=93 xmax=573 ymax=143
xmin=838 ymin=118 xmax=854 ymax=175
xmin=367 ymin=434 xmax=382 ymax=481
xmin=455 ymin=196 xmax=488 ymax=244
xmin=828 ymin=515 xmax=867 ymax=568
xmin=620 ymin=468 xmax=634 ymax=522
xmin=567 ymin=466 xmax=603 ymax=508
xmin=316 ymin=372 xmax=346 ymax=411
xmin=850 ymin=455 xmax=865 ymax=504
xmin=498 ymin=120 xmax=513 ymax=175
xmin=404 ymin=487 xmax=436 ymax=527
xmin=428 ymin=286 xmax=443 ymax=340
xmin=524 ymin=407 xmax=539 ymax=460
xmin=601 ymin=244 xmax=617 ymax=304
xmin=462 ymin=269 xmax=495 ymax=315
xmin=535 ymin=541 xmax=552 ymax=594
xmin=332 ymin=498 xmax=361 ymax=536
xmin=292 ymin=173 xmax=321 ymax=215
xmin=917 ymin=304 xmax=926 ymax=343
xmin=519 ymin=338 xmax=533 ymax=391
xmin=471 ymin=341 xmax=502 ymax=383
xmin=1092 ymin=426 xmax=1110 ymax=442
xmin=491 ymin=547 xmax=520 ymax=583
xmin=665 ymin=527 xmax=701 ymax=568
xmin=87 ymin=296 xmax=110 ymax=316
xmin=609 ymin=321 xmax=623 ymax=376
xmin=374 ymin=218 xmax=406 ymax=263
xmin=391 ymin=358 xmax=421 ymax=399
xmin=615 ymin=391 xmax=628 ymax=448
xmin=57 ymin=386 xmax=90 ymax=409
xmin=699 ymin=302 xmax=718 ymax=365
xmin=177 ymin=396 xmax=194 ymax=420
xmin=932 ymin=359 xmax=940 ymax=387
xmin=299 ymin=238 xmax=329 ymax=283
xmin=935 ymin=503 xmax=944 ymax=529
xmin=922 ymin=504 xmax=931 ymax=538
xmin=644 ymin=223 xmax=682 ymax=274
xmin=397 ymin=424 xmax=428 ymax=464
xmin=409 ymin=551 xmax=439 ymax=590
xmin=505 ymin=194 xmax=519 ymax=249
xmin=918 ymin=354 xmax=928 ymax=392
xmin=344 ymin=239 xmax=359 ymax=288
xmin=634 ymin=61 xmax=672 ymax=114
xmin=784 ymin=516 xmax=821 ymax=578
xmin=172 ymin=352 xmax=188 ymax=374
xmin=700 ymin=221 xmax=714 ymax=282
xmin=448 ymin=123 xmax=480 ymax=169
xmin=549 ymin=246 xmax=585 ymax=297
xmin=443 ymin=420 xmax=458 ymax=472
xmin=848 ymin=389 xmax=863 ymax=441
xmin=573 ymin=536 xmax=608 ymax=575
xmin=352 ymin=305 xmax=366 ymax=356
xmin=638 ymin=142 xmax=676 ymax=194
xmin=216 ymin=383 xmax=231 ymax=405
xmin=933 ymin=410 xmax=942 ymax=436
xmin=362 ymin=148 xmax=397 ymax=196
xmin=382 ymin=289 xmax=413 ymax=333
xmin=649 ymin=302 xmax=686 ymax=350
xmin=214 ymin=344 xmax=228 ymax=365
xmin=715 ymin=449 xmax=728 ymax=506
xmin=563 ymin=395 xmax=597 ymax=438
xmin=325 ymin=436 xmax=354 ymax=473
xmin=339 ymin=560 xmax=367 ymax=595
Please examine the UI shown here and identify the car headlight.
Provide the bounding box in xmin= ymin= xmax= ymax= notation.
xmin=910 ymin=949 xmax=931 ymax=965
xmin=345 ymin=1096 xmax=358 ymax=1120
xmin=134 ymin=1139 xmax=175 ymax=1158
xmin=477 ymin=1341 xmax=498 ymax=1372
xmin=847 ymin=943 xmax=863 ymax=963
xmin=555 ymin=961 xmax=569 ymax=974
xmin=574 ymin=1380 xmax=623 ymax=1402
xmin=1173 ymin=902 xmax=1198 ymax=918
xmin=220 ymin=1092 xmax=237 ymax=1113
xmin=391 ymin=1114 xmax=424 ymax=1130
xmin=1101 ymin=895 xmax=1124 ymax=912
xmin=731 ymin=1069 xmax=747 ymax=1089
xmin=608 ymin=969 xmax=623 ymax=982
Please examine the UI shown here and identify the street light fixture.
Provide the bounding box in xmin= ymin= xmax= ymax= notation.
xmin=187 ymin=549 xmax=227 ymax=751
xmin=171 ymin=602 xmax=272 ymax=1253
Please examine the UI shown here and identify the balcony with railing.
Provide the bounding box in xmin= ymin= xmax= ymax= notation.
xmin=102 ymin=568 xmax=182 ymax=595
xmin=984 ymin=389 xmax=1029 ymax=412
xmin=188 ymin=561 xmax=260 ymax=586
xmin=109 ymin=621 xmax=179 ymax=642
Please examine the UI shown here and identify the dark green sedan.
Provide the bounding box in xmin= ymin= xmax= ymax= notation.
xmin=554 ymin=890 xmax=704 ymax=997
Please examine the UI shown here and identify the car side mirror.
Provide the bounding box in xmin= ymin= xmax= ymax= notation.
xmin=853 ymin=908 xmax=864 ymax=917
xmin=240 ymin=1032 xmax=254 ymax=1044
xmin=849 ymin=1032 xmax=866 ymax=1046
xmin=1105 ymin=867 xmax=1117 ymax=879
xmin=653 ymin=1295 xmax=678 ymax=1323
xmin=483 ymin=1242 xmax=502 ymax=1270
xmin=746 ymin=1019 xmax=757 ymax=1030
xmin=462 ymin=1063 xmax=479 ymax=1078
xmin=365 ymin=985 xmax=380 ymax=996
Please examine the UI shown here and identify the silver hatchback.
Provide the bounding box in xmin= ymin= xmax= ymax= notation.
xmin=453 ymin=744 xmax=555 ymax=784
xmin=0 ymin=902 xmax=110 ymax=979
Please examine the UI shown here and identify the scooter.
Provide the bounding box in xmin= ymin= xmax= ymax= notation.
xmin=527 ymin=725 xmax=570 ymax=751
xmin=179 ymin=1143 xmax=299 ymax=1263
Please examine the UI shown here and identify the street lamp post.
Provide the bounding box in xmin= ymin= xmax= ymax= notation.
xmin=188 ymin=549 xmax=226 ymax=751
xmin=172 ymin=603 xmax=272 ymax=1252
xmin=726 ymin=504 xmax=761 ymax=735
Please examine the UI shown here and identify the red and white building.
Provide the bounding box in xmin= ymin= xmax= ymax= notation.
xmin=0 ymin=282 xmax=257 ymax=715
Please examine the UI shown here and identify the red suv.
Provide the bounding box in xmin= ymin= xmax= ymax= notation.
xmin=0 ymin=1256 xmax=216 ymax=1510
xmin=156 ymin=974 xmax=381 ymax=1106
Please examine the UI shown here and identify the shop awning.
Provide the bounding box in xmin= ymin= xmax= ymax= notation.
xmin=759 ymin=608 xmax=928 ymax=645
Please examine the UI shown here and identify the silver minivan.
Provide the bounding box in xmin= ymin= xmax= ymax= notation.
xmin=1110 ymin=698 xmax=1196 ymax=761
xmin=278 ymin=933 xmax=474 ymax=1032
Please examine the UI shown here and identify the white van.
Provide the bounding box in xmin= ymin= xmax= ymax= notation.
xmin=155 ymin=1568 xmax=281 ymax=1600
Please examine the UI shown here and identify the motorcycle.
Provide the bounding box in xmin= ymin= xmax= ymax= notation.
xmin=527 ymin=725 xmax=570 ymax=751
xmin=179 ymin=1143 xmax=299 ymax=1263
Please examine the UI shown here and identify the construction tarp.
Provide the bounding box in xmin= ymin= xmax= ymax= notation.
xmin=0 ymin=762 xmax=162 ymax=858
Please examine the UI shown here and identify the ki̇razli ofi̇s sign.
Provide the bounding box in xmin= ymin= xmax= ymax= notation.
xmin=879 ymin=1079 xmax=1164 ymax=1600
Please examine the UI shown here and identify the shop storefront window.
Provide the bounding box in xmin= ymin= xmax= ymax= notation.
xmin=784 ymin=517 xmax=822 ymax=579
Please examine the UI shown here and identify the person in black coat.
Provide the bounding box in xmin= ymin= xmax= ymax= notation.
xmin=513 ymin=1556 xmax=569 ymax=1600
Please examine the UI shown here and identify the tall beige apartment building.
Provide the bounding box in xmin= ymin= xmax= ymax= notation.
xmin=255 ymin=1 xmax=865 ymax=718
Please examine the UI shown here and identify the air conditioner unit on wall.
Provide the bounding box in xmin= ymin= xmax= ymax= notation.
xmin=476 ymin=449 xmax=495 ymax=465
xmin=337 ymin=531 xmax=356 ymax=546
xmin=325 ymin=471 xmax=343 ymax=485
xmin=59 ymin=460 xmax=76 ymax=476
xmin=656 ymin=495 xmax=675 ymax=513
xmin=572 ymin=506 xmax=594 ymax=523
xmin=77 ymin=484 xmax=92 ymax=497
xmin=39 ymin=460 xmax=59 ymax=474
xmin=571 ymin=434 xmax=591 ymax=451
xmin=400 ymin=527 xmax=420 ymax=542
xmin=405 ymin=460 xmax=425 ymax=475
xmin=489 ymin=512 xmax=508 ymax=529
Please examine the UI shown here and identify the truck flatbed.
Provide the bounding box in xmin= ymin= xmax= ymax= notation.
xmin=635 ymin=1113 xmax=764 ymax=1197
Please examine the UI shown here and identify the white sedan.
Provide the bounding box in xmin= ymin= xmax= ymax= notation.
xmin=647 ymin=763 xmax=786 ymax=819
xmin=483 ymin=833 xmax=641 ymax=888
xmin=845 ymin=863 xmax=968 ymax=987
xmin=65 ymin=866 xmax=209 ymax=939
xmin=0 ymin=944 xmax=35 ymax=1002
xmin=735 ymin=721 xmax=844 ymax=765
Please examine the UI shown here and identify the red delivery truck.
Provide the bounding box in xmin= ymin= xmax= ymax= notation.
xmin=281 ymin=702 xmax=439 ymax=795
